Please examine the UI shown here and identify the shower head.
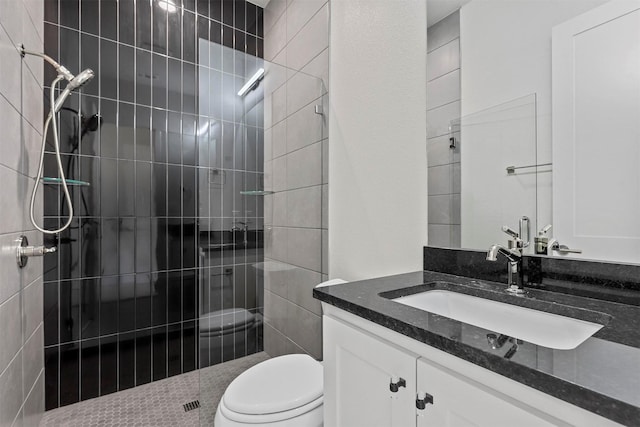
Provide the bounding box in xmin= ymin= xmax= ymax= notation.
xmin=19 ymin=46 xmax=95 ymax=112
xmin=53 ymin=69 xmax=95 ymax=113
xmin=67 ymin=69 xmax=95 ymax=91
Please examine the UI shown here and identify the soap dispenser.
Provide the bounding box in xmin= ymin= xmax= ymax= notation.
xmin=534 ymin=225 xmax=552 ymax=254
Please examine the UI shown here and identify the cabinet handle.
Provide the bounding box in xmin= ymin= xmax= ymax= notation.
xmin=389 ymin=376 xmax=406 ymax=392
xmin=416 ymin=392 xmax=434 ymax=410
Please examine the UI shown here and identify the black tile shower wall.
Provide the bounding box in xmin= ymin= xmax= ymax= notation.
xmin=43 ymin=0 xmax=264 ymax=410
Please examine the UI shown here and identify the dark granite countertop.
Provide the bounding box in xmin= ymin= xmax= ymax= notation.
xmin=314 ymin=270 xmax=640 ymax=426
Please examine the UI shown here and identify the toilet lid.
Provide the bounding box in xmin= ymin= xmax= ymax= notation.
xmin=223 ymin=354 xmax=323 ymax=415
xmin=199 ymin=308 xmax=255 ymax=334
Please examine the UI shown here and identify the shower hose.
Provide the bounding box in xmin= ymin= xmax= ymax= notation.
xmin=29 ymin=75 xmax=74 ymax=234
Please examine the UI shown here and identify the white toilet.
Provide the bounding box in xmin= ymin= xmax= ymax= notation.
xmin=214 ymin=279 xmax=347 ymax=427
xmin=200 ymin=308 xmax=263 ymax=368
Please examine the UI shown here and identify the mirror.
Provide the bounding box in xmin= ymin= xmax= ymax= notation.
xmin=426 ymin=0 xmax=640 ymax=264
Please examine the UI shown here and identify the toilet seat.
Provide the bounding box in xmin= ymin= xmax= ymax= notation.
xmin=200 ymin=308 xmax=256 ymax=337
xmin=219 ymin=395 xmax=323 ymax=423
xmin=219 ymin=354 xmax=323 ymax=423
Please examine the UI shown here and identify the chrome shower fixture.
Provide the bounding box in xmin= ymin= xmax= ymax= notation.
xmin=20 ymin=45 xmax=95 ymax=113
xmin=20 ymin=45 xmax=75 ymax=80
xmin=20 ymin=44 xmax=95 ymax=234
xmin=53 ymin=68 xmax=95 ymax=112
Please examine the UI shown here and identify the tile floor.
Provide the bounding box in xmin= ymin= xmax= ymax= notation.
xmin=39 ymin=352 xmax=270 ymax=427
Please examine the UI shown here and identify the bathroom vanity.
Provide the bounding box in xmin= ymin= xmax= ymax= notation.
xmin=314 ymin=249 xmax=640 ymax=427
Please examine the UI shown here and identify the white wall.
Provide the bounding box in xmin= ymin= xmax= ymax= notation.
xmin=459 ymin=0 xmax=608 ymax=246
xmin=0 ymin=0 xmax=45 ymax=424
xmin=329 ymin=0 xmax=428 ymax=281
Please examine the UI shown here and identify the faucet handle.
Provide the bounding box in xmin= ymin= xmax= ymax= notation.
xmin=551 ymin=241 xmax=582 ymax=254
xmin=501 ymin=225 xmax=519 ymax=239
xmin=538 ymin=224 xmax=552 ymax=236
xmin=502 ymin=216 xmax=531 ymax=249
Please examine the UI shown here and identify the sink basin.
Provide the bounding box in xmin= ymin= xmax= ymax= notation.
xmin=393 ymin=290 xmax=604 ymax=350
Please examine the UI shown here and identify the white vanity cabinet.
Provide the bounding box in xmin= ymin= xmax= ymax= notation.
xmin=323 ymin=315 xmax=417 ymax=427
xmin=322 ymin=308 xmax=623 ymax=427
xmin=415 ymin=358 xmax=561 ymax=427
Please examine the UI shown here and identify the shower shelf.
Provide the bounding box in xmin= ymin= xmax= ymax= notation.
xmin=240 ymin=190 xmax=274 ymax=196
xmin=41 ymin=177 xmax=91 ymax=186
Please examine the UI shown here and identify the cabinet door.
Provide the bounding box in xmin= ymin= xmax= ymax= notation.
xmin=416 ymin=358 xmax=567 ymax=427
xmin=552 ymin=1 xmax=640 ymax=263
xmin=323 ymin=316 xmax=417 ymax=427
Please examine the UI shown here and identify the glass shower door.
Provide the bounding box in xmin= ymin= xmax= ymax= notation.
xmin=196 ymin=37 xmax=326 ymax=425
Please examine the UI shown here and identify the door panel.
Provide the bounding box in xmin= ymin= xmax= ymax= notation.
xmin=416 ymin=358 xmax=566 ymax=427
xmin=553 ymin=1 xmax=640 ymax=263
xmin=323 ymin=316 xmax=417 ymax=427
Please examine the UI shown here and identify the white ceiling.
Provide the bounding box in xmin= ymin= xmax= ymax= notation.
xmin=429 ymin=0 xmax=473 ymax=27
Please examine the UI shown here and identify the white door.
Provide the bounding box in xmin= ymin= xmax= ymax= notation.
xmin=552 ymin=0 xmax=640 ymax=263
xmin=323 ymin=316 xmax=417 ymax=427
xmin=415 ymin=358 xmax=567 ymax=427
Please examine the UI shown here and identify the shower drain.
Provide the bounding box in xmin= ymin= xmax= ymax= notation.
xmin=183 ymin=400 xmax=201 ymax=412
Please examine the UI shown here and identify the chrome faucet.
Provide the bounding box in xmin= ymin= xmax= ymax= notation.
xmin=231 ymin=221 xmax=249 ymax=246
xmin=486 ymin=217 xmax=530 ymax=295
xmin=486 ymin=244 xmax=524 ymax=294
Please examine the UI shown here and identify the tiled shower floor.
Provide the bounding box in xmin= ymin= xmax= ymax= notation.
xmin=40 ymin=352 xmax=269 ymax=427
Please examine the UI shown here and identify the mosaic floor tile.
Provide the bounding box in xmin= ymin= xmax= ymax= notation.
xmin=39 ymin=352 xmax=269 ymax=427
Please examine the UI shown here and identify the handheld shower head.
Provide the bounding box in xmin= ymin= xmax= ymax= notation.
xmin=68 ymin=69 xmax=95 ymax=90
xmin=21 ymin=44 xmax=97 ymax=235
xmin=19 ymin=46 xmax=95 ymax=93
xmin=53 ymin=69 xmax=95 ymax=112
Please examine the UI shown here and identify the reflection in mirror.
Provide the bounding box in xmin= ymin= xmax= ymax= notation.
xmin=427 ymin=0 xmax=640 ymax=263
xmin=553 ymin=0 xmax=640 ymax=264
xmin=460 ymin=94 xmax=538 ymax=254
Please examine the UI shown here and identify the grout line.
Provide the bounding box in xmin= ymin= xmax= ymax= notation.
xmin=427 ymin=98 xmax=460 ymax=113
xmin=268 ymin=92 xmax=325 ymax=130
xmin=44 ymin=18 xmax=263 ymax=60
xmin=22 ymin=322 xmax=44 ymax=382
xmin=284 ymin=0 xmax=328 ymax=48
xmin=427 ymin=161 xmax=461 ymax=168
xmin=43 ymin=319 xmax=201 ymax=349
xmin=0 ymin=340 xmax=21 ymax=385
xmin=40 ymin=89 xmax=266 ymax=129
xmin=22 ymin=0 xmax=45 ymax=44
xmin=427 ymin=35 xmax=460 ymax=55
xmin=0 ymin=18 xmax=45 ymax=95
xmin=0 ymin=83 xmax=44 ymax=140
xmin=427 ymin=66 xmax=461 ymax=84
xmin=40 ymin=3 xmax=271 ymax=409
xmin=16 ymin=368 xmax=45 ymax=425
xmin=0 ymin=162 xmax=37 ymax=188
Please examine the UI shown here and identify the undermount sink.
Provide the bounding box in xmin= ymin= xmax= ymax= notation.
xmin=393 ymin=290 xmax=605 ymax=350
